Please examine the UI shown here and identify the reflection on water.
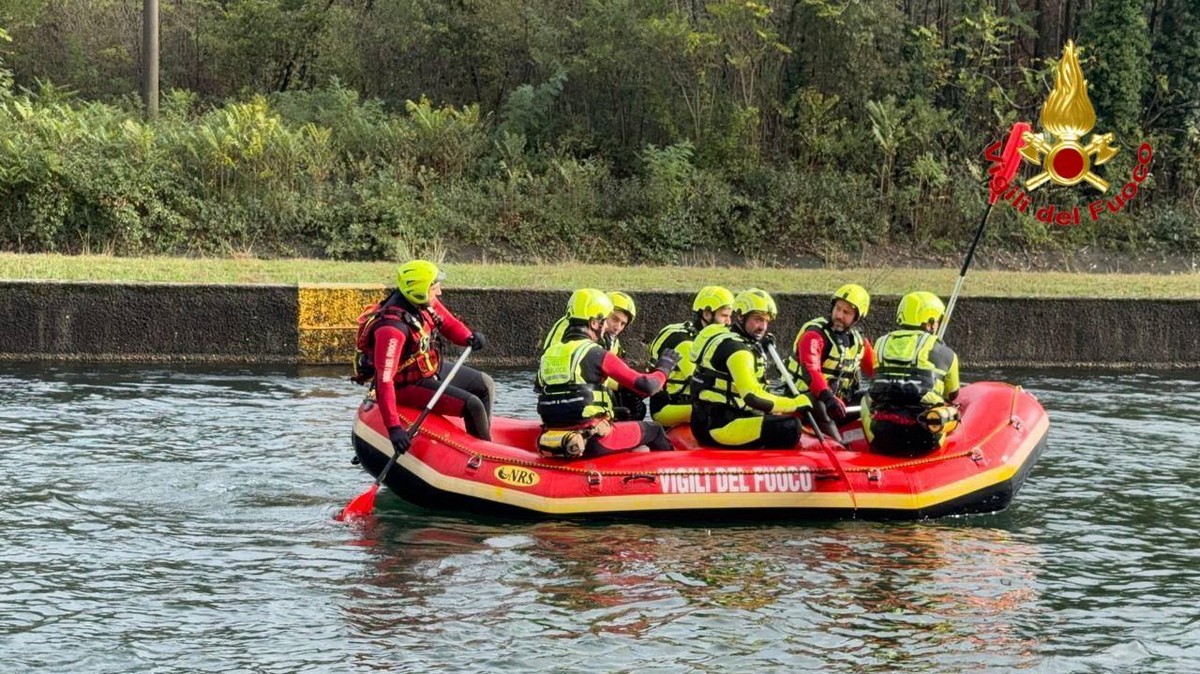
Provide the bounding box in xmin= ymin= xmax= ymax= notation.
xmin=1 ymin=363 xmax=1198 ymax=672
xmin=340 ymin=515 xmax=1047 ymax=671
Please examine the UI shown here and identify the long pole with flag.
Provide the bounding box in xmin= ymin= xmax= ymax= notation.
xmin=939 ymin=122 xmax=1030 ymax=338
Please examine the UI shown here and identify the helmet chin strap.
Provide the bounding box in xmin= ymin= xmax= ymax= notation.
xmin=733 ymin=319 xmax=764 ymax=342
xmin=588 ymin=319 xmax=606 ymax=342
xmin=732 ymin=315 xmax=749 ymax=337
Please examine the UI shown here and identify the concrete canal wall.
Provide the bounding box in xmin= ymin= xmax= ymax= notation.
xmin=1 ymin=281 xmax=1196 ymax=367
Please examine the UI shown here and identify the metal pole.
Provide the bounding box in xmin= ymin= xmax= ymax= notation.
xmin=142 ymin=0 xmax=159 ymax=120
xmin=938 ymin=201 xmax=995 ymax=339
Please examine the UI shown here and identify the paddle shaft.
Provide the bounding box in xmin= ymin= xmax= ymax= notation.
xmin=939 ymin=186 xmax=999 ymax=339
xmin=372 ymin=345 xmax=473 ymax=488
xmin=766 ymin=343 xmax=857 ymax=509
xmin=767 ymin=343 xmax=838 ymax=446
xmin=766 ymin=342 xmax=843 ymax=444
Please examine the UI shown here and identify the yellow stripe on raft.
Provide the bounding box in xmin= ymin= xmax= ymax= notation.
xmin=855 ymin=413 xmax=1049 ymax=510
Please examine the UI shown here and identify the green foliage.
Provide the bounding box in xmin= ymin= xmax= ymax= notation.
xmin=0 ymin=2 xmax=1196 ymax=262
xmin=1080 ymin=0 xmax=1152 ymax=138
xmin=400 ymin=97 xmax=486 ymax=178
xmin=500 ymin=70 xmax=567 ymax=149
xmin=0 ymin=27 xmax=12 ymax=92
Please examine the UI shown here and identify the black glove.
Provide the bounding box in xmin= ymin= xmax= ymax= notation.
xmin=388 ymin=426 xmax=412 ymax=455
xmin=818 ymin=389 xmax=847 ymax=421
xmin=468 ymin=332 xmax=487 ymax=351
xmin=760 ymin=332 xmax=778 ymax=352
xmin=613 ymin=389 xmax=648 ymax=421
xmin=654 ymin=348 xmax=682 ymax=374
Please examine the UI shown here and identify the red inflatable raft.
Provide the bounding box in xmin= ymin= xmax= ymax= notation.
xmin=350 ymin=381 xmax=1047 ymax=520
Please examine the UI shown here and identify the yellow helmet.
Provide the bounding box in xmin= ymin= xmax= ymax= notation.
xmin=733 ymin=288 xmax=777 ymax=320
xmin=692 ymin=285 xmax=735 ymax=313
xmin=896 ymin=291 xmax=946 ymax=327
xmin=607 ymin=291 xmax=636 ymax=322
xmin=832 ymin=283 xmax=870 ymax=320
xmin=567 ymin=288 xmax=614 ymax=322
xmin=396 ymin=260 xmax=445 ymax=306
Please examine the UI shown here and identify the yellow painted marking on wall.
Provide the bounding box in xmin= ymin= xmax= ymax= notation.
xmin=298 ymin=284 xmax=386 ymax=364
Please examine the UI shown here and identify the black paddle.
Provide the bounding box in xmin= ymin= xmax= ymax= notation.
xmin=338 ymin=346 xmax=473 ymax=520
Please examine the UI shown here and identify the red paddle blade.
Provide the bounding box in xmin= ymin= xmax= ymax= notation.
xmin=336 ymin=484 xmax=380 ymax=521
xmin=989 ymin=121 xmax=1031 ymax=204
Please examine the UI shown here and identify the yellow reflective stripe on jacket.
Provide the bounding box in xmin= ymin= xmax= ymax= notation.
xmin=540 ymin=315 xmax=570 ymax=354
xmin=784 ymin=317 xmax=866 ymax=395
xmin=537 ymin=338 xmax=613 ymax=419
xmin=650 ymin=322 xmax=696 ymax=401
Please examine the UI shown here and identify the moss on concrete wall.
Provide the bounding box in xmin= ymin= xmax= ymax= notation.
xmin=0 ymin=281 xmax=297 ymax=362
xmin=1 ymin=281 xmax=1196 ymax=367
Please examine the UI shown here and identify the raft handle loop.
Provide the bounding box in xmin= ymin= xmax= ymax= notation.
xmin=466 ymin=455 xmax=482 ymax=470
xmin=1009 ymin=415 xmax=1024 ymax=431
xmin=586 ymin=470 xmax=602 ymax=488
xmin=867 ymin=468 xmax=883 ymax=483
xmin=970 ymin=448 xmax=985 ymax=463
xmin=622 ymin=474 xmax=657 ymax=485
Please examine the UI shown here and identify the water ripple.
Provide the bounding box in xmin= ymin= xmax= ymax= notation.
xmin=1 ymin=364 xmax=1198 ymax=672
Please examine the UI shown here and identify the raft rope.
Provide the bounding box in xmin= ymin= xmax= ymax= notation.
xmin=394 ymin=385 xmax=1021 ymax=481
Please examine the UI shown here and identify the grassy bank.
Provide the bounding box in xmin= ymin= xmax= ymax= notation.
xmin=2 ymin=253 xmax=1197 ymax=298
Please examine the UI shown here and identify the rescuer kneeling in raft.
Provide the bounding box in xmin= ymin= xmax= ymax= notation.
xmin=784 ymin=283 xmax=875 ymax=434
xmin=646 ymin=285 xmax=736 ymax=428
xmin=602 ymin=291 xmax=649 ymax=422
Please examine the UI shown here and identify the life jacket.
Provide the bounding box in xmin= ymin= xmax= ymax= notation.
xmin=605 ymin=333 xmax=623 ymax=357
xmin=536 ymin=338 xmax=613 ymax=427
xmin=350 ymin=294 xmax=442 ymax=386
xmin=867 ymin=329 xmax=952 ymax=412
xmin=650 ymin=321 xmax=698 ymax=405
xmin=689 ymin=324 xmax=764 ymax=411
xmin=784 ymin=317 xmax=866 ymax=396
xmin=540 ymin=315 xmax=570 ymax=354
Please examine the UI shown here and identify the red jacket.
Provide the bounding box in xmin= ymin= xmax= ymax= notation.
xmin=796 ymin=329 xmax=875 ymax=396
xmin=374 ymin=298 xmax=474 ymax=429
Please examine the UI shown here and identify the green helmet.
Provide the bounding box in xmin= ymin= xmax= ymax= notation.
xmin=692 ymin=285 xmax=735 ymax=313
xmin=832 ymin=283 xmax=870 ymax=320
xmin=733 ymin=288 xmax=777 ymax=320
xmin=896 ymin=291 xmax=946 ymax=328
xmin=396 ymin=260 xmax=445 ymax=306
xmin=567 ymin=288 xmax=614 ymax=322
xmin=607 ymin=291 xmax=636 ymax=322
